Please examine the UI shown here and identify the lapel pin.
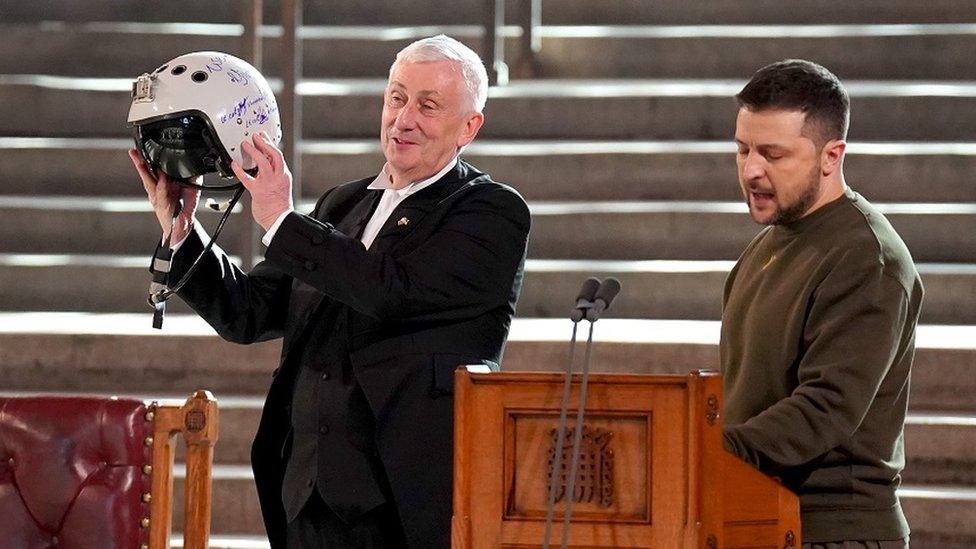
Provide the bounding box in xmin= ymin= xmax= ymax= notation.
xmin=397 ymin=216 xmax=410 ymax=227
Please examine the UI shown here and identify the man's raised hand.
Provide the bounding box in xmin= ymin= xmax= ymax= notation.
xmin=128 ymin=148 xmax=200 ymax=244
xmin=230 ymin=132 xmax=295 ymax=232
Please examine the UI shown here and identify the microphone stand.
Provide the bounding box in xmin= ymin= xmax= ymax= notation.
xmin=543 ymin=277 xmax=621 ymax=549
xmin=559 ymin=318 xmax=596 ymax=549
xmin=542 ymin=278 xmax=599 ymax=549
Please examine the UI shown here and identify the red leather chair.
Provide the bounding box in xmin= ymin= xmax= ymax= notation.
xmin=0 ymin=390 xmax=217 ymax=549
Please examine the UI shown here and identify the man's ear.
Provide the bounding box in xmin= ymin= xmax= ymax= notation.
xmin=456 ymin=112 xmax=485 ymax=149
xmin=821 ymin=139 xmax=846 ymax=177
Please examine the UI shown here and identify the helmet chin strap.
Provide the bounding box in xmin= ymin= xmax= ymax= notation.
xmin=148 ymin=185 xmax=246 ymax=329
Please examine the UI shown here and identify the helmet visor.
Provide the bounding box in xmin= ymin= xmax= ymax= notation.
xmin=135 ymin=114 xmax=227 ymax=181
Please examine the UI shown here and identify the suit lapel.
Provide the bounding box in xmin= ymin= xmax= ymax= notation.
xmin=368 ymin=161 xmax=470 ymax=252
xmin=325 ymin=187 xmax=382 ymax=240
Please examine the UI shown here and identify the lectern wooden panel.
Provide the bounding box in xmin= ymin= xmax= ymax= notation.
xmin=452 ymin=369 xmax=800 ymax=549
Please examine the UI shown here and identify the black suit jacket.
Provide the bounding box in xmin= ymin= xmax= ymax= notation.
xmin=163 ymin=160 xmax=530 ymax=548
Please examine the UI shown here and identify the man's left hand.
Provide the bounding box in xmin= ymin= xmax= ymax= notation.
xmin=231 ymin=132 xmax=295 ymax=231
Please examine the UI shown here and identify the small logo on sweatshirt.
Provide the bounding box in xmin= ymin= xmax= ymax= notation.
xmin=397 ymin=216 xmax=410 ymax=227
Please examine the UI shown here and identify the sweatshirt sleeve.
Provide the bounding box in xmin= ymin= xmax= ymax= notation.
xmin=723 ymin=249 xmax=912 ymax=474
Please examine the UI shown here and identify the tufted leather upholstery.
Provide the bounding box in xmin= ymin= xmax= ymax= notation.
xmin=0 ymin=396 xmax=152 ymax=549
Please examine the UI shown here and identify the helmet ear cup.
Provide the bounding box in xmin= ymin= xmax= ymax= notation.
xmin=199 ymin=123 xmax=237 ymax=179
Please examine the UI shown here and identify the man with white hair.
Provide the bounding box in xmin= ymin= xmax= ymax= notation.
xmin=131 ymin=35 xmax=530 ymax=548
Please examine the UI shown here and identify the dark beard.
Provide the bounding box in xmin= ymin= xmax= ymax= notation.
xmin=768 ymin=166 xmax=821 ymax=225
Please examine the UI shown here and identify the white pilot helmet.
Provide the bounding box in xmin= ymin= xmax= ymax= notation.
xmin=127 ymin=51 xmax=281 ymax=185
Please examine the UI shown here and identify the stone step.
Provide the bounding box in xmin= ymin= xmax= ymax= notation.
xmin=528 ymin=25 xmax=976 ymax=79
xmin=3 ymin=381 xmax=973 ymax=543
xmin=0 ymin=315 xmax=973 ymax=412
xmin=3 ymin=77 xmax=976 ymax=140
xmin=0 ymin=23 xmax=476 ymax=79
xmin=517 ymin=260 xmax=976 ymax=325
xmin=177 ymin=534 xmax=976 ymax=549
xmin=7 ymin=387 xmax=966 ymax=487
xmin=3 ymin=0 xmax=975 ymax=25
xmin=525 ymin=201 xmax=976 ymax=263
xmin=0 ymin=196 xmax=250 ymax=255
xmin=185 ymin=513 xmax=976 ymax=548
xmin=5 ymin=138 xmax=976 ymax=204
xmin=180 ymin=522 xmax=976 ymax=549
xmin=171 ymin=469 xmax=976 ymax=542
xmin=172 ymin=536 xmax=268 ymax=549
xmin=4 ymin=197 xmax=975 ymax=262
xmin=538 ymin=0 xmax=976 ymax=26
xmin=4 ymin=23 xmax=976 ymax=80
xmin=899 ymin=486 xmax=976 ymax=547
xmin=527 ymin=202 xmax=976 ymax=262
xmin=302 ymin=80 xmax=976 ymax=141
xmin=173 ymin=466 xmax=261 ymax=536
xmin=0 ymin=255 xmax=195 ymax=314
xmin=904 ymin=414 xmax=976 ymax=486
xmin=2 ymin=256 xmax=974 ymax=325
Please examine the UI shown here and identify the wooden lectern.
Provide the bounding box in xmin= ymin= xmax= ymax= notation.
xmin=452 ymin=369 xmax=800 ymax=548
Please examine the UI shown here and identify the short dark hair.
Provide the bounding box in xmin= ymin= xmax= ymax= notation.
xmin=736 ymin=59 xmax=850 ymax=143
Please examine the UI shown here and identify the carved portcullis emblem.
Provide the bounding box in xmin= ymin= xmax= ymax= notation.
xmin=185 ymin=410 xmax=207 ymax=432
xmin=547 ymin=425 xmax=614 ymax=507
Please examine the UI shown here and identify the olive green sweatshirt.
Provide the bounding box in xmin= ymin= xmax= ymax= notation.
xmin=721 ymin=188 xmax=923 ymax=543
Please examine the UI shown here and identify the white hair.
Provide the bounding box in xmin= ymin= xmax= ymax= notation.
xmin=390 ymin=34 xmax=489 ymax=114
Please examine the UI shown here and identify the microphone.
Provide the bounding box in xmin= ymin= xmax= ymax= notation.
xmin=569 ymin=277 xmax=601 ymax=322
xmin=585 ymin=278 xmax=621 ymax=322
